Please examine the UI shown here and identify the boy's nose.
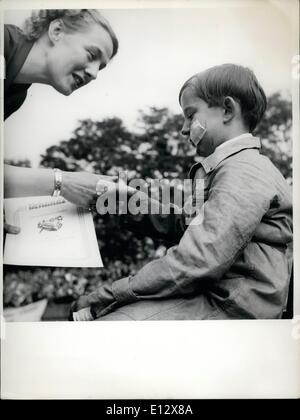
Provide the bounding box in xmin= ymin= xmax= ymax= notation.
xmin=181 ymin=124 xmax=190 ymax=137
xmin=181 ymin=128 xmax=190 ymax=137
xmin=181 ymin=119 xmax=190 ymax=137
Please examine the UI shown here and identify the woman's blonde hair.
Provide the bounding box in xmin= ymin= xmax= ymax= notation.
xmin=23 ymin=9 xmax=118 ymax=58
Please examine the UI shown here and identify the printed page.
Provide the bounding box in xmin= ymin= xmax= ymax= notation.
xmin=4 ymin=196 xmax=103 ymax=267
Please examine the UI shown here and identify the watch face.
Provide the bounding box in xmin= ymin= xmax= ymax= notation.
xmin=96 ymin=185 xmax=108 ymax=196
xmin=95 ymin=179 xmax=111 ymax=197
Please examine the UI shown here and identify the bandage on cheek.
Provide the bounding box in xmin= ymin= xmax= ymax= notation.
xmin=190 ymin=119 xmax=206 ymax=146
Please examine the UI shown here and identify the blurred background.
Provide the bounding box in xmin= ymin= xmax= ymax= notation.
xmin=3 ymin=1 xmax=295 ymax=320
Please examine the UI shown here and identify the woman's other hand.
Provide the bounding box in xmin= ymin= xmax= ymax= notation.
xmin=4 ymin=222 xmax=21 ymax=234
xmin=4 ymin=210 xmax=21 ymax=234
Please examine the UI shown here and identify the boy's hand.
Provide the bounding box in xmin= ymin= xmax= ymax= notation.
xmin=72 ymin=307 xmax=94 ymax=321
xmin=69 ymin=295 xmax=95 ymax=321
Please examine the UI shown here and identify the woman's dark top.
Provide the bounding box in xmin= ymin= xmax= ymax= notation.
xmin=4 ymin=24 xmax=34 ymax=120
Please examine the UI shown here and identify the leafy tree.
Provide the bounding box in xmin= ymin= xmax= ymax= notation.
xmin=134 ymin=107 xmax=194 ymax=179
xmin=40 ymin=118 xmax=140 ymax=175
xmin=254 ymin=92 xmax=292 ymax=183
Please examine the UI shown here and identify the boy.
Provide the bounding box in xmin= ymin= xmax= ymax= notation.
xmin=71 ymin=63 xmax=293 ymax=320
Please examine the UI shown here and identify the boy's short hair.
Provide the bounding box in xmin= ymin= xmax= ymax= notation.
xmin=179 ymin=64 xmax=267 ymax=132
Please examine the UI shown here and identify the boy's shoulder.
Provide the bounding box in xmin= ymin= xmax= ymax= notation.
xmin=214 ymin=148 xmax=291 ymax=199
xmin=219 ymin=147 xmax=282 ymax=177
xmin=220 ymin=146 xmax=269 ymax=168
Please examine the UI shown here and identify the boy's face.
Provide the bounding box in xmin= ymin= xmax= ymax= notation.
xmin=180 ymin=87 xmax=223 ymax=157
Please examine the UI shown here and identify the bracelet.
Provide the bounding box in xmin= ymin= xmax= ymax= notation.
xmin=52 ymin=168 xmax=62 ymax=197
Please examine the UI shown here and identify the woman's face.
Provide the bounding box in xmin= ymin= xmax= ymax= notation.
xmin=46 ymin=22 xmax=114 ymax=95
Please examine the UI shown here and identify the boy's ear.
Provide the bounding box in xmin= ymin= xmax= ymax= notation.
xmin=48 ymin=19 xmax=65 ymax=44
xmin=222 ymin=96 xmax=237 ymax=124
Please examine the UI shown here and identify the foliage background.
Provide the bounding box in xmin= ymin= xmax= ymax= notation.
xmin=3 ymin=92 xmax=293 ymax=310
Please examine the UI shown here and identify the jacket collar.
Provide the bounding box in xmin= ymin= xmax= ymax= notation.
xmin=189 ymin=134 xmax=261 ymax=179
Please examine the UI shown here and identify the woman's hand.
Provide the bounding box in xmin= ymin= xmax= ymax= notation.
xmin=61 ymin=171 xmax=117 ymax=209
xmin=95 ymin=175 xmax=139 ymax=213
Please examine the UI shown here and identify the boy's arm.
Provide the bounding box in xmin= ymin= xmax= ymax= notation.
xmin=79 ymin=160 xmax=277 ymax=318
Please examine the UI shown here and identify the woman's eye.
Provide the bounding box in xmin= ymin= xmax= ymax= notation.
xmin=88 ymin=51 xmax=95 ymax=60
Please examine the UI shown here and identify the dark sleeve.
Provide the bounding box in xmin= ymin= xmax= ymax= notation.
xmin=4 ymin=25 xmax=32 ymax=119
xmin=4 ymin=24 xmax=17 ymax=67
xmin=119 ymin=191 xmax=187 ymax=245
xmin=4 ymin=25 xmax=11 ymax=62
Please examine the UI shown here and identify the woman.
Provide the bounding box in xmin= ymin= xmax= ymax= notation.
xmin=4 ymin=9 xmax=119 ymax=231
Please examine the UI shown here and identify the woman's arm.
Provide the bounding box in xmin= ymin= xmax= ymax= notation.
xmin=4 ymin=164 xmax=116 ymax=208
xmin=4 ymin=164 xmax=54 ymax=198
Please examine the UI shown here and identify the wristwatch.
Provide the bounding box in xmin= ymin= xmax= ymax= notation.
xmin=52 ymin=168 xmax=62 ymax=197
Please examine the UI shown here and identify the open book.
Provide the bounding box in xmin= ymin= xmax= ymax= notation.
xmin=3 ymin=196 xmax=103 ymax=267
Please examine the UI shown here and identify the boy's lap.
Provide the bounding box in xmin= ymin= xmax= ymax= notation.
xmin=94 ymin=294 xmax=224 ymax=320
xmin=96 ymin=298 xmax=189 ymax=321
